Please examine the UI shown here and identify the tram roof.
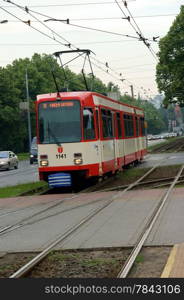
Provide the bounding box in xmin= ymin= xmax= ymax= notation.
xmin=36 ymin=91 xmax=144 ymax=113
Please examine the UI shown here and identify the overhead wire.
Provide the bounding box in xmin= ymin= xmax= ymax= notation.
xmin=1 ymin=0 xmax=78 ymax=50
xmin=1 ymin=1 xmax=136 ymax=8
xmin=119 ymin=0 xmax=143 ymax=35
xmin=1 ymin=1 xmax=159 ymax=43
xmin=0 ymin=0 xmax=155 ymax=97
xmin=0 ymin=5 xmax=71 ymax=48
xmin=4 ymin=13 xmax=177 ymax=22
xmin=114 ymin=0 xmax=158 ymax=61
xmin=114 ymin=0 xmax=139 ymax=33
xmin=58 ymin=22 xmax=150 ymax=41
xmin=91 ymin=56 xmax=144 ymax=91
xmin=0 ymin=40 xmax=138 ymax=46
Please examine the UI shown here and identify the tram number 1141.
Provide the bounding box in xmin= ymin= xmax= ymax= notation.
xmin=56 ymin=154 xmax=67 ymax=159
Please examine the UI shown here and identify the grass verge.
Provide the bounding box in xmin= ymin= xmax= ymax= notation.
xmin=17 ymin=153 xmax=29 ymax=161
xmin=117 ymin=167 xmax=149 ymax=185
xmin=0 ymin=181 xmax=48 ymax=198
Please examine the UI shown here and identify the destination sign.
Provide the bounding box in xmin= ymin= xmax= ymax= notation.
xmin=42 ymin=102 xmax=74 ymax=109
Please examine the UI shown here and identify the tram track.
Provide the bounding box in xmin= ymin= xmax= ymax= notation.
xmin=149 ymin=137 xmax=184 ymax=153
xmin=98 ymin=174 xmax=184 ymax=192
xmin=0 ymin=158 xmax=166 ymax=238
xmin=0 ymin=194 xmax=114 ymax=237
xmin=0 ymin=173 xmax=127 ymax=236
xmin=7 ymin=156 xmax=174 ymax=278
xmin=117 ymin=164 xmax=184 ymax=278
xmin=0 ymin=175 xmax=120 ymax=236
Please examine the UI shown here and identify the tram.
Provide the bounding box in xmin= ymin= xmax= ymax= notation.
xmin=36 ymin=91 xmax=147 ymax=187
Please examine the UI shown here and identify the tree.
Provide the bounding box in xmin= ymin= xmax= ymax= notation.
xmin=0 ymin=66 xmax=27 ymax=152
xmin=156 ymin=5 xmax=184 ymax=107
xmin=0 ymin=53 xmax=110 ymax=152
xmin=107 ymin=82 xmax=120 ymax=93
xmin=0 ymin=54 xmax=62 ymax=152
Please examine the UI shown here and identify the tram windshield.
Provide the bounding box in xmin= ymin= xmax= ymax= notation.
xmin=38 ymin=100 xmax=81 ymax=144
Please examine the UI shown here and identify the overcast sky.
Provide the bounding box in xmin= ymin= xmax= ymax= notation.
xmin=0 ymin=0 xmax=183 ymax=99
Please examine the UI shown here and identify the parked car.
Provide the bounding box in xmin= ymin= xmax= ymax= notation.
xmin=30 ymin=137 xmax=38 ymax=164
xmin=0 ymin=151 xmax=19 ymax=170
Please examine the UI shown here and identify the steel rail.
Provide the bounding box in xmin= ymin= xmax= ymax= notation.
xmin=99 ymin=174 xmax=184 ymax=192
xmin=149 ymin=138 xmax=183 ymax=153
xmin=153 ymin=139 xmax=184 ymax=153
xmin=0 ymin=194 xmax=78 ymax=235
xmin=109 ymin=157 xmax=170 ymax=196
xmin=9 ymin=157 xmax=170 ymax=278
xmin=0 ymin=177 xmax=112 ymax=234
xmin=151 ymin=179 xmax=184 ymax=189
xmin=117 ymin=164 xmax=184 ymax=278
xmin=0 ymin=161 xmax=163 ymax=236
xmin=2 ymin=193 xmax=117 ymax=235
xmin=9 ymin=198 xmax=113 ymax=278
xmin=0 ymin=177 xmax=120 ymax=236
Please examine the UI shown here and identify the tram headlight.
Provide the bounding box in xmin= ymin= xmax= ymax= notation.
xmin=74 ymin=153 xmax=83 ymax=165
xmin=40 ymin=160 xmax=49 ymax=166
xmin=74 ymin=158 xmax=83 ymax=165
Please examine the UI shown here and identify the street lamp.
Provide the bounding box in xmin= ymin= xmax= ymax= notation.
xmin=25 ymin=69 xmax=32 ymax=151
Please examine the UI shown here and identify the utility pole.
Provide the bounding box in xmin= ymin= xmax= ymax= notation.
xmin=130 ymin=85 xmax=134 ymax=99
xmin=25 ymin=69 xmax=32 ymax=151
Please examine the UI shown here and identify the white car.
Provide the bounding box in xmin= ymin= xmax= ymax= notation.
xmin=0 ymin=151 xmax=19 ymax=170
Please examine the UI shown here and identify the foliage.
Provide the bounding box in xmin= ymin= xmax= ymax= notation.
xmin=0 ymin=53 xmax=166 ymax=152
xmin=156 ymin=5 xmax=184 ymax=107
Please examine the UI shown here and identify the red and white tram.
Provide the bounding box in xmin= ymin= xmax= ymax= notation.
xmin=36 ymin=91 xmax=147 ymax=187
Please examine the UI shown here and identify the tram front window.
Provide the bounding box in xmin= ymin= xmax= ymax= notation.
xmin=38 ymin=100 xmax=81 ymax=143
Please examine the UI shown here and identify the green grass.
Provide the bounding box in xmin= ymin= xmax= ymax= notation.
xmin=0 ymin=265 xmax=12 ymax=271
xmin=0 ymin=181 xmax=48 ymax=198
xmin=135 ymin=255 xmax=144 ymax=264
xmin=48 ymin=251 xmax=118 ymax=267
xmin=48 ymin=253 xmax=76 ymax=261
xmin=17 ymin=152 xmax=29 ymax=160
xmin=117 ymin=167 xmax=149 ymax=184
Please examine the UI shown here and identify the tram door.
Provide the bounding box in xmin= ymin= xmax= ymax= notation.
xmin=112 ymin=112 xmax=118 ymax=168
xmin=100 ymin=109 xmax=116 ymax=173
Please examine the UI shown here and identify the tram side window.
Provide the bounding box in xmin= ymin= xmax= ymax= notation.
xmin=101 ymin=109 xmax=113 ymax=138
xmin=116 ymin=112 xmax=122 ymax=138
xmin=135 ymin=116 xmax=139 ymax=137
xmin=124 ymin=114 xmax=134 ymax=137
xmin=140 ymin=117 xmax=145 ymax=136
xmin=83 ymin=108 xmax=95 ymax=140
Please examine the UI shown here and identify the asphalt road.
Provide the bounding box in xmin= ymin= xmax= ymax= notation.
xmin=0 ymin=160 xmax=39 ymax=188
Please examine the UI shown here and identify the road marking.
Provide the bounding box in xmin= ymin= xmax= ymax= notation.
xmin=161 ymin=244 xmax=178 ymax=278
